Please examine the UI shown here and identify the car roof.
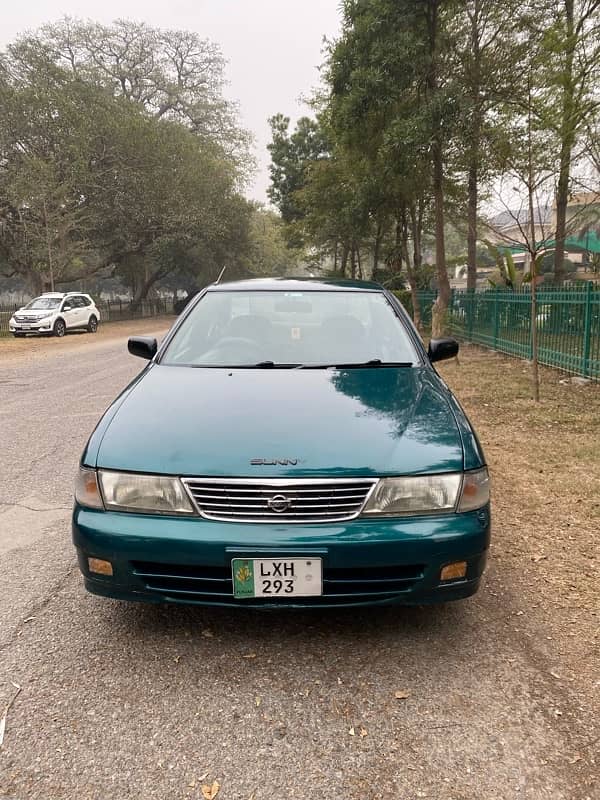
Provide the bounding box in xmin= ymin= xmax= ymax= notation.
xmin=205 ymin=277 xmax=384 ymax=293
xmin=39 ymin=291 xmax=90 ymax=298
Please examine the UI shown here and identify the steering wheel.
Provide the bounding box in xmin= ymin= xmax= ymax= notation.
xmin=201 ymin=336 xmax=263 ymax=362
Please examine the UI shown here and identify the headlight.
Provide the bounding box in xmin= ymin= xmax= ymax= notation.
xmin=361 ymin=468 xmax=489 ymax=517
xmin=37 ymin=313 xmax=52 ymax=320
xmin=362 ymin=474 xmax=462 ymax=516
xmin=75 ymin=467 xmax=104 ymax=509
xmin=98 ymin=470 xmax=195 ymax=515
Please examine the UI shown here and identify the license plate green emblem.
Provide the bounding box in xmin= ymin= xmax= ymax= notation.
xmin=232 ymin=559 xmax=255 ymax=598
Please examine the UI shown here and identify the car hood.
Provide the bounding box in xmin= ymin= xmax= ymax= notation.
xmin=94 ymin=365 xmax=465 ymax=476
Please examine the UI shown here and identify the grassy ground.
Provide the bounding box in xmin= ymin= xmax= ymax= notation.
xmin=438 ymin=345 xmax=599 ymax=707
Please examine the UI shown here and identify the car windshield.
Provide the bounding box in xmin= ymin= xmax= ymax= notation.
xmin=161 ymin=290 xmax=419 ymax=367
xmin=24 ymin=297 xmax=62 ymax=310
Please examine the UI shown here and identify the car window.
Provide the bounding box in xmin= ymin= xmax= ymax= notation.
xmin=24 ymin=297 xmax=62 ymax=310
xmin=80 ymin=296 xmax=92 ymax=306
xmin=161 ymin=290 xmax=419 ymax=367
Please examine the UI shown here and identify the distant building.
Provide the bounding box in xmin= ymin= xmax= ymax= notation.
xmin=484 ymin=192 xmax=600 ymax=269
xmin=486 ymin=205 xmax=553 ymax=264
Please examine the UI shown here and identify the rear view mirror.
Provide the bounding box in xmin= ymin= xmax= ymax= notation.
xmin=63 ymin=305 xmax=72 ymax=312
xmin=274 ymin=299 xmax=313 ymax=313
xmin=428 ymin=337 xmax=459 ymax=363
xmin=128 ymin=336 xmax=158 ymax=360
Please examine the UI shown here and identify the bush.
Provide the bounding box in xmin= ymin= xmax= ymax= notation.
xmin=541 ymin=254 xmax=575 ymax=275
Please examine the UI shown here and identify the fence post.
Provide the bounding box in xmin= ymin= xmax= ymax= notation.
xmin=493 ymin=289 xmax=500 ymax=350
xmin=582 ymin=281 xmax=593 ymax=378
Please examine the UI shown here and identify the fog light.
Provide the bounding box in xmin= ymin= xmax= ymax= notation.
xmin=440 ymin=561 xmax=467 ymax=582
xmin=88 ymin=558 xmax=113 ymax=576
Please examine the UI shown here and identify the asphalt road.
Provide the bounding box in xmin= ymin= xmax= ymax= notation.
xmin=0 ymin=327 xmax=594 ymax=800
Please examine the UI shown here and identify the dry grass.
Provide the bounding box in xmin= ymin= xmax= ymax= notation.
xmin=438 ymin=345 xmax=599 ymax=697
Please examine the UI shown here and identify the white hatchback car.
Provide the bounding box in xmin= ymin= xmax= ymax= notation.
xmin=9 ymin=292 xmax=101 ymax=338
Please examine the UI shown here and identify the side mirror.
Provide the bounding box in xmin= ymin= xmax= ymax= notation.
xmin=428 ymin=337 xmax=459 ymax=363
xmin=63 ymin=305 xmax=72 ymax=312
xmin=128 ymin=336 xmax=158 ymax=360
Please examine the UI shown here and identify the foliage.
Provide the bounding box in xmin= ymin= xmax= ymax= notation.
xmin=6 ymin=17 xmax=252 ymax=168
xmin=0 ymin=25 xmax=257 ymax=301
xmin=484 ymin=241 xmax=538 ymax=288
xmin=267 ymin=115 xmax=328 ymax=227
xmin=246 ymin=207 xmax=304 ymax=276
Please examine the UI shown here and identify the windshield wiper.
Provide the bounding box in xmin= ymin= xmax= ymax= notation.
xmin=185 ymin=362 xmax=302 ymax=369
xmin=299 ymin=359 xmax=414 ymax=369
xmin=254 ymin=361 xmax=303 ymax=369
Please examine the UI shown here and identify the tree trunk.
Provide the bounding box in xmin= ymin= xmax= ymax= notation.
xmin=426 ymin=0 xmax=450 ymax=338
xmin=410 ymin=199 xmax=424 ymax=272
xmin=467 ymin=156 xmax=479 ymax=291
xmin=394 ymin=218 xmax=404 ymax=273
xmin=526 ymin=76 xmax=540 ymax=402
xmin=25 ymin=267 xmax=44 ymax=296
xmin=553 ymin=0 xmax=576 ymax=284
xmin=373 ymin=222 xmax=383 ymax=277
xmin=42 ymin=199 xmax=55 ymax=292
xmin=130 ymin=268 xmax=163 ymax=310
xmin=340 ymin=243 xmax=349 ymax=277
xmin=350 ymin=244 xmax=357 ymax=279
xmin=431 ymin=142 xmax=450 ymax=338
xmin=409 ymin=201 xmax=423 ymax=330
xmin=466 ymin=0 xmax=482 ymax=292
xmin=333 ymin=240 xmax=339 ymax=272
xmin=356 ymin=248 xmax=363 ymax=279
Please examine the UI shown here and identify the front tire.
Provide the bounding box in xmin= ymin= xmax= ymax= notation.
xmin=53 ymin=319 xmax=66 ymax=338
xmin=87 ymin=315 xmax=98 ymax=333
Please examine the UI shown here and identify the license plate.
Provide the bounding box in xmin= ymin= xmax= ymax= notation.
xmin=232 ymin=558 xmax=323 ymax=599
xmin=20 ymin=324 xmax=32 ymax=329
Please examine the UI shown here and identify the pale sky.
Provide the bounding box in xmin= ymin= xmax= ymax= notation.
xmin=1 ymin=1 xmax=343 ymax=203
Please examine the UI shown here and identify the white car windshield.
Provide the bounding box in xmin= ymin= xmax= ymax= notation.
xmin=25 ymin=298 xmax=62 ymax=310
xmin=162 ymin=290 xmax=419 ymax=367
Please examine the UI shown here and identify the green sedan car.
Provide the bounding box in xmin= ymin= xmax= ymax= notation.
xmin=73 ymin=278 xmax=490 ymax=607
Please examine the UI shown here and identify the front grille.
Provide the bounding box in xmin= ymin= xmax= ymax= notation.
xmin=131 ymin=561 xmax=425 ymax=605
xmin=182 ymin=478 xmax=377 ymax=523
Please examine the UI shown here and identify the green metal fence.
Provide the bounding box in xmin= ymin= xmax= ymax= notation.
xmin=401 ymin=284 xmax=600 ymax=380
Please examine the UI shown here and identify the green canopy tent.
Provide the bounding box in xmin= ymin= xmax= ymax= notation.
xmin=498 ymin=230 xmax=600 ymax=256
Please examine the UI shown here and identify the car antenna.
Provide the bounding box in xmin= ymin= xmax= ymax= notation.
xmin=214 ymin=266 xmax=227 ymax=285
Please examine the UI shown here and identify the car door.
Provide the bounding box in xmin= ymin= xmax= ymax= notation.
xmin=72 ymin=296 xmax=89 ymax=327
xmin=80 ymin=295 xmax=94 ymax=323
xmin=61 ymin=297 xmax=82 ymax=329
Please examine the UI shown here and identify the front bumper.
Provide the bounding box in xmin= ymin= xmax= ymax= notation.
xmin=73 ymin=504 xmax=491 ymax=608
xmin=10 ymin=319 xmax=53 ymax=334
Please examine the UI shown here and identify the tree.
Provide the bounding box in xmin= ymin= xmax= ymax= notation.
xmin=7 ymin=18 xmax=251 ymax=165
xmin=536 ymin=1 xmax=600 ymax=281
xmin=246 ymin=206 xmax=304 ymax=276
xmin=319 ymin=0 xmax=459 ymax=332
xmin=0 ymin=62 xmax=117 ymax=291
xmin=267 ymin=115 xmax=328 ymax=228
xmin=449 ymin=0 xmax=525 ymax=290
xmin=488 ymin=66 xmax=557 ymax=401
xmin=0 ymin=45 xmax=251 ymax=301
